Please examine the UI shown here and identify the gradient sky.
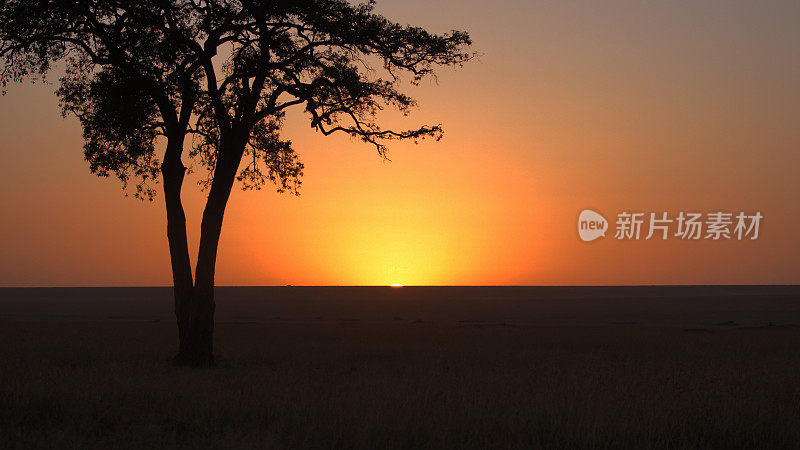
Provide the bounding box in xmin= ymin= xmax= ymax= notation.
xmin=0 ymin=0 xmax=798 ymax=286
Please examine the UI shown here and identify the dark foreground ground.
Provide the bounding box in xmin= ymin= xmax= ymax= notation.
xmin=2 ymin=286 xmax=800 ymax=449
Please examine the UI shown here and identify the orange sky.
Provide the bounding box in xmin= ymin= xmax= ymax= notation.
xmin=0 ymin=0 xmax=798 ymax=286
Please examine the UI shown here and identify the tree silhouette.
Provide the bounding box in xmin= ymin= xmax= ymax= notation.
xmin=0 ymin=0 xmax=473 ymax=365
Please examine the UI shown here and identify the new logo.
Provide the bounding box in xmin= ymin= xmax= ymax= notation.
xmin=578 ymin=209 xmax=608 ymax=242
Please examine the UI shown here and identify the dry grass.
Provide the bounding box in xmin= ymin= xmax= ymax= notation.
xmin=2 ymin=316 xmax=800 ymax=449
xmin=2 ymin=286 xmax=800 ymax=448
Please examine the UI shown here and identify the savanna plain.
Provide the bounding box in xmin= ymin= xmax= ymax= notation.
xmin=2 ymin=286 xmax=800 ymax=449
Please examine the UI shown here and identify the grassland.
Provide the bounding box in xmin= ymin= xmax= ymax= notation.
xmin=1 ymin=286 xmax=799 ymax=449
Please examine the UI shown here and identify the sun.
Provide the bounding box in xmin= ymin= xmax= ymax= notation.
xmin=389 ymin=283 xmax=404 ymax=288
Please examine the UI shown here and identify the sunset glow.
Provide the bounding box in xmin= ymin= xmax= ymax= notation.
xmin=4 ymin=2 xmax=800 ymax=447
xmin=0 ymin=0 xmax=797 ymax=286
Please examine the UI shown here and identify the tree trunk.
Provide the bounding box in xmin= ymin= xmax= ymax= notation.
xmin=177 ymin=136 xmax=246 ymax=366
xmin=161 ymin=138 xmax=198 ymax=365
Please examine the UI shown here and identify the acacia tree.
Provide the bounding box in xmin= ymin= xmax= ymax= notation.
xmin=0 ymin=0 xmax=473 ymax=365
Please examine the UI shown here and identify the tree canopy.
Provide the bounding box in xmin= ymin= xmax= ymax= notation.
xmin=1 ymin=0 xmax=474 ymax=199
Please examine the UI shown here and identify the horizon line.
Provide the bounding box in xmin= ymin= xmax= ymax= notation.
xmin=1 ymin=284 xmax=798 ymax=289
